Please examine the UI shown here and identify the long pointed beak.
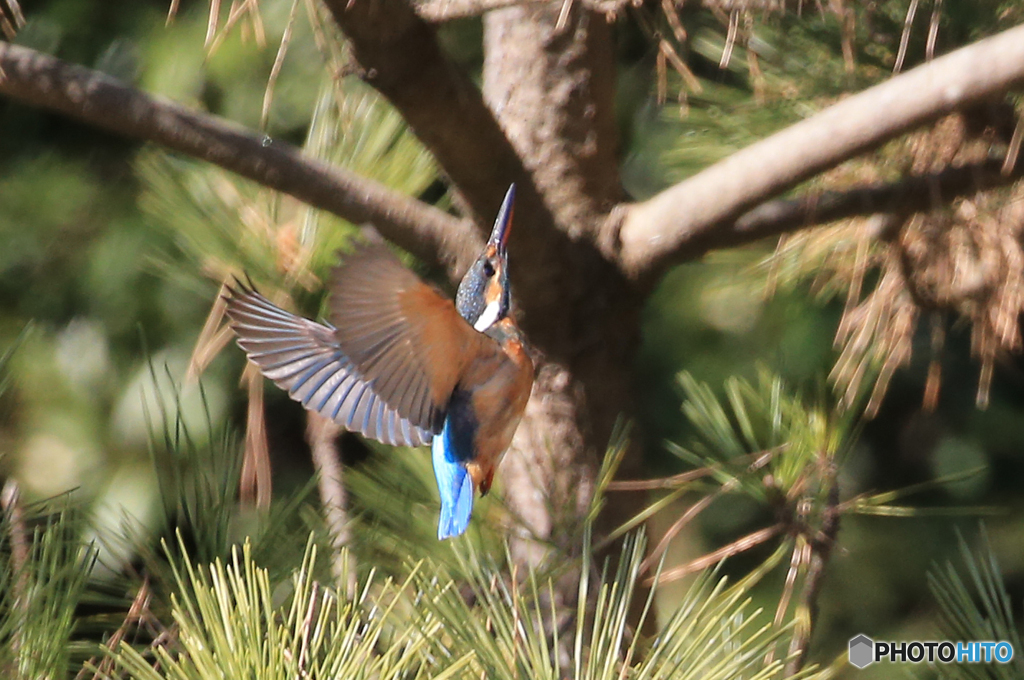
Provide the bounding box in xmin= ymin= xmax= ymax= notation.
xmin=488 ymin=184 xmax=516 ymax=255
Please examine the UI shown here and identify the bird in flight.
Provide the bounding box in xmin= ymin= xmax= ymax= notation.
xmin=224 ymin=185 xmax=534 ymax=539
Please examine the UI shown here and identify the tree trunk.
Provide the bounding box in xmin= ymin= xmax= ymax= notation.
xmin=482 ymin=2 xmax=651 ymax=628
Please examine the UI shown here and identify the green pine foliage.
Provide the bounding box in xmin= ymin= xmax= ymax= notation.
xmin=3 ymin=3 xmax=1024 ymax=679
xmin=105 ymin=537 xmax=454 ymax=680
xmin=0 ymin=334 xmax=1018 ymax=679
xmin=673 ymin=369 xmax=849 ymax=499
xmin=929 ymin=529 xmax=1024 ymax=680
xmin=0 ymin=503 xmax=96 ymax=679
xmin=0 ymin=340 xmax=837 ymax=679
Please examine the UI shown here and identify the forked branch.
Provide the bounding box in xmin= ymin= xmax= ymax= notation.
xmin=321 ymin=0 xmax=552 ymax=238
xmin=613 ymin=23 xmax=1024 ymax=281
xmin=702 ymin=154 xmax=1024 ymax=252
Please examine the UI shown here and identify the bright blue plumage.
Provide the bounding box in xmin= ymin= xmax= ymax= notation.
xmin=432 ymin=418 xmax=475 ymax=539
xmin=432 ymin=389 xmax=478 ymax=539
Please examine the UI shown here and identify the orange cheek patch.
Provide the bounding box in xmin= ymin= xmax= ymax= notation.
xmin=485 ymin=275 xmax=502 ymax=305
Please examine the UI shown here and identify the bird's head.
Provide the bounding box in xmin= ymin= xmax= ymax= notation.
xmin=456 ymin=184 xmax=515 ymax=332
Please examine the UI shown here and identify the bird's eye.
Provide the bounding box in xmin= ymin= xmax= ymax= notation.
xmin=482 ymin=261 xmax=496 ymax=277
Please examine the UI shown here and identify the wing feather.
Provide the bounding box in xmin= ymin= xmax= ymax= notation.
xmin=225 ymin=283 xmax=432 ymax=447
xmin=330 ymin=245 xmax=497 ymax=432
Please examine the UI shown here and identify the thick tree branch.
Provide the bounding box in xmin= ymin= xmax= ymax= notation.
xmin=613 ymin=23 xmax=1024 ymax=280
xmin=711 ymin=155 xmax=1024 ymax=249
xmin=413 ymin=0 xmax=774 ymax=23
xmin=416 ymin=0 xmax=530 ymax=21
xmin=321 ymin=0 xmax=557 ymax=249
xmin=0 ymin=41 xmax=477 ymax=274
xmin=415 ymin=0 xmax=628 ymax=22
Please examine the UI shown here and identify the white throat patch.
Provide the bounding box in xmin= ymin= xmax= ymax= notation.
xmin=473 ymin=300 xmax=501 ymax=332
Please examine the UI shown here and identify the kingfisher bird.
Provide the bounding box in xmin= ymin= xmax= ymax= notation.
xmin=224 ymin=185 xmax=534 ymax=539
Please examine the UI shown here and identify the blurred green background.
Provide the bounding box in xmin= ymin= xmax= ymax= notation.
xmin=3 ymin=1 xmax=1024 ymax=676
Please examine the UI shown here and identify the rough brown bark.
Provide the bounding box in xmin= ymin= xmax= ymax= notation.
xmin=322 ymin=0 xmax=542 ymax=230
xmin=481 ymin=3 xmax=652 ymax=637
xmin=482 ymin=2 xmax=622 ymax=557
xmin=321 ymin=0 xmax=585 ymax=343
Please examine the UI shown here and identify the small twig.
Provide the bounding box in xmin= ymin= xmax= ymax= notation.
xmin=79 ymin=576 xmax=154 ymax=680
xmin=922 ymin=312 xmax=945 ymax=411
xmin=649 ymin=524 xmax=783 ymax=586
xmin=303 ymin=0 xmax=337 ymax=72
xmin=5 ymin=0 xmax=24 ymax=27
xmin=243 ymin=0 xmax=267 ymax=47
xmin=306 ymin=411 xmax=357 ymax=598
xmin=926 ymin=0 xmax=942 ymax=61
xmin=261 ymin=0 xmax=300 ymax=131
xmin=1003 ymin=109 xmax=1024 ymax=176
xmin=655 ymin=46 xmax=668 ymax=106
xmin=242 ymin=364 xmax=273 ymax=508
xmin=414 ymin=0 xmax=596 ymax=22
xmin=0 ymin=10 xmax=15 ymax=40
xmin=832 ymin=0 xmax=855 ymax=73
xmin=205 ymin=0 xmax=259 ymax=57
xmin=186 ymin=281 xmax=233 ymax=383
xmin=747 ymin=39 xmax=765 ymax=102
xmin=1 ymin=479 xmax=29 ymax=598
xmin=763 ymin=537 xmax=806 ymax=667
xmin=660 ymin=40 xmax=703 ymax=94
xmin=555 ymin=0 xmax=573 ymax=33
xmin=607 ymin=465 xmax=714 ymax=492
xmin=661 ymin=0 xmax=686 ymax=43
xmin=640 ymin=480 xmax=737 ymax=575
xmin=720 ymin=10 xmax=739 ymax=69
xmin=166 ymin=0 xmax=181 ymax=25
xmin=784 ymin=484 xmax=840 ymax=676
xmin=607 ymin=448 xmax=775 ymax=491
xmin=2 ymin=479 xmax=30 ymax=669
xmin=205 ymin=0 xmax=222 ymax=48
xmin=415 ymin=0 xmax=520 ymax=21
xmin=894 ymin=0 xmax=919 ymax=73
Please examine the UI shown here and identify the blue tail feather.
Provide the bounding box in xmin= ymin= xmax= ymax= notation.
xmin=432 ymin=422 xmax=474 ymax=539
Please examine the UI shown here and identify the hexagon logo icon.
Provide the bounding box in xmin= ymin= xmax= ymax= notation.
xmin=849 ymin=634 xmax=874 ymax=669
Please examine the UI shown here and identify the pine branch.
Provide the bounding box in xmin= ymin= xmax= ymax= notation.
xmin=708 ymin=154 xmax=1024 ymax=252
xmin=305 ymin=411 xmax=357 ymax=598
xmin=0 ymin=42 xmax=477 ymax=274
xmin=613 ymin=22 xmax=1024 ymax=280
xmin=784 ymin=485 xmax=840 ymax=676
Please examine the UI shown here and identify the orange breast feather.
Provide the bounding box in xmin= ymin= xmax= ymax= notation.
xmin=461 ymin=323 xmax=534 ymax=489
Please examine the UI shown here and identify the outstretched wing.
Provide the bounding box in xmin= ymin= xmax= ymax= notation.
xmin=330 ymin=245 xmax=498 ymax=434
xmin=224 ymin=282 xmax=433 ymax=447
